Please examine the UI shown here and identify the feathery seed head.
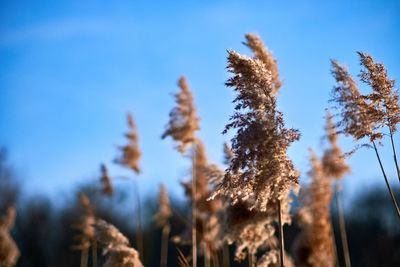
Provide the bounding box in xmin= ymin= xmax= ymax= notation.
xmin=153 ymin=183 xmax=172 ymax=228
xmin=214 ymin=50 xmax=300 ymax=211
xmin=100 ymin=164 xmax=114 ymax=196
xmin=296 ymin=149 xmax=335 ymax=267
xmin=358 ymin=52 xmax=400 ymax=133
xmin=322 ymin=110 xmax=351 ymax=180
xmin=73 ymin=192 xmax=96 ymax=250
xmin=162 ymin=76 xmax=200 ymax=154
xmin=330 ymin=59 xmax=378 ymax=141
xmin=115 ymin=112 xmax=141 ymax=173
xmin=94 ymin=220 xmax=143 ymax=267
xmin=244 ymin=33 xmax=282 ymax=94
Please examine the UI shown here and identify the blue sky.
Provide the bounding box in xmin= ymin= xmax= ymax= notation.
xmin=1 ymin=0 xmax=400 ymax=205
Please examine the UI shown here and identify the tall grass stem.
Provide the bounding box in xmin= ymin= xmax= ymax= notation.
xmin=192 ymin=144 xmax=197 ymax=267
xmin=372 ymin=141 xmax=400 ymax=221
xmin=278 ymin=199 xmax=285 ymax=267
xmin=335 ymin=182 xmax=351 ymax=267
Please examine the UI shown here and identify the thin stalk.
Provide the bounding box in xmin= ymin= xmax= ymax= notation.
xmin=134 ymin=176 xmax=144 ymax=262
xmin=192 ymin=143 xmax=197 ymax=267
xmin=204 ymin=243 xmax=210 ymax=267
xmin=212 ymin=250 xmax=220 ymax=267
xmin=335 ymin=182 xmax=351 ymax=267
xmin=278 ymin=199 xmax=285 ymax=267
xmin=91 ymin=240 xmax=98 ymax=267
xmin=80 ymin=248 xmax=89 ymax=267
xmin=329 ymin=215 xmax=340 ymax=267
xmin=203 ymin=218 xmax=210 ymax=267
xmin=248 ymin=251 xmax=254 ymax=267
xmin=222 ymin=243 xmax=230 ymax=267
xmin=160 ymin=224 xmax=170 ymax=267
xmin=389 ymin=127 xmax=400 ymax=183
xmin=372 ymin=141 xmax=400 ymax=221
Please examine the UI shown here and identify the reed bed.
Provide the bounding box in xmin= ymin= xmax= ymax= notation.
xmin=2 ymin=32 xmax=400 ymax=267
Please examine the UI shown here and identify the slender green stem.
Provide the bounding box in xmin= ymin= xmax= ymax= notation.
xmin=372 ymin=141 xmax=400 ymax=221
xmin=389 ymin=127 xmax=400 ymax=183
xmin=278 ymin=199 xmax=285 ymax=267
xmin=335 ymin=182 xmax=351 ymax=267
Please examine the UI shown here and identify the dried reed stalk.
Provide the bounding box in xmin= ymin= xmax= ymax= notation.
xmin=222 ymin=243 xmax=230 ymax=267
xmin=162 ymin=76 xmax=200 ymax=267
xmin=115 ymin=112 xmax=144 ymax=261
xmin=212 ymin=43 xmax=299 ymax=267
xmin=278 ymin=200 xmax=285 ymax=267
xmin=72 ymin=192 xmax=97 ymax=267
xmin=322 ymin=111 xmax=351 ymax=267
xmin=335 ymin=183 xmax=350 ymax=267
xmin=357 ymin=52 xmax=400 ymax=183
xmin=330 ymin=57 xmax=400 ymax=221
xmin=192 ymin=143 xmax=197 ymax=267
xmin=295 ymin=150 xmax=336 ymax=267
xmin=153 ymin=184 xmax=172 ymax=267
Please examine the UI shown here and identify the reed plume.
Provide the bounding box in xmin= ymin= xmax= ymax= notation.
xmin=211 ymin=46 xmax=299 ymax=267
xmin=358 ymin=52 xmax=400 ymax=183
xmin=358 ymin=52 xmax=400 ymax=133
xmin=162 ymin=76 xmax=200 ymax=267
xmin=322 ymin=110 xmax=351 ymax=179
xmin=162 ymin=76 xmax=200 ymax=154
xmin=0 ymin=204 xmax=19 ymax=267
xmin=295 ymin=150 xmax=336 ymax=267
xmin=115 ymin=112 xmax=141 ymax=174
xmin=331 ymin=56 xmax=400 ymax=220
xmin=218 ymin=197 xmax=293 ymax=266
xmin=72 ymin=192 xmax=97 ymax=267
xmin=100 ymin=164 xmax=114 ymax=197
xmin=94 ymin=220 xmax=143 ymax=267
xmin=115 ymin=112 xmax=143 ymax=260
xmin=330 ymin=60 xmax=378 ymax=142
xmin=322 ymin=110 xmax=351 ymax=267
xmin=176 ymin=139 xmax=223 ymax=267
xmin=244 ymin=33 xmax=282 ymax=94
xmin=212 ymin=50 xmax=300 ymax=211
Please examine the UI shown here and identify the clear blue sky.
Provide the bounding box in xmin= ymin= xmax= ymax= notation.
xmin=1 ymin=0 xmax=399 ymax=205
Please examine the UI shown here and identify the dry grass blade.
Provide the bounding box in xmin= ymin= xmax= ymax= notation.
xmin=176 ymin=247 xmax=190 ymax=267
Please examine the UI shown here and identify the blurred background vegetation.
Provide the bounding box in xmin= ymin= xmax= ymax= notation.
xmin=1 ymin=147 xmax=399 ymax=267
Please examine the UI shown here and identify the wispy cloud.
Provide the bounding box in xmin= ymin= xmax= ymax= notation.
xmin=0 ymin=17 xmax=111 ymax=45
